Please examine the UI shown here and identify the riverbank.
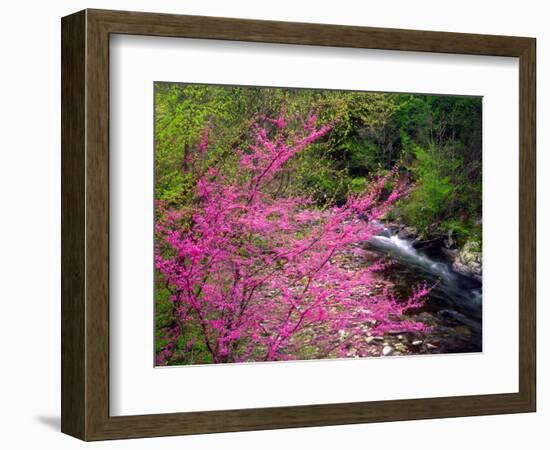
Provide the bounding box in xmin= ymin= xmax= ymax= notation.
xmin=388 ymin=221 xmax=483 ymax=282
xmin=357 ymin=222 xmax=483 ymax=356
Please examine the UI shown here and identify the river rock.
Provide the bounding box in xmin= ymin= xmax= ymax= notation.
xmin=441 ymin=247 xmax=458 ymax=261
xmin=452 ymin=241 xmax=482 ymax=281
xmin=397 ymin=226 xmax=418 ymax=240
xmin=443 ymin=229 xmax=455 ymax=249
xmin=394 ymin=343 xmax=407 ymax=352
xmin=382 ymin=345 xmax=394 ymax=356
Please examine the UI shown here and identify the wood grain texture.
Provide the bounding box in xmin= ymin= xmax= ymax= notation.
xmin=518 ymin=39 xmax=536 ymax=409
xmin=61 ymin=10 xmax=86 ymax=439
xmin=89 ymin=8 xmax=532 ymax=56
xmin=61 ymin=8 xmax=536 ymax=441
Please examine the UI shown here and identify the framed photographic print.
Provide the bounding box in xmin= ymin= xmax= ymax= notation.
xmin=61 ymin=9 xmax=536 ymax=441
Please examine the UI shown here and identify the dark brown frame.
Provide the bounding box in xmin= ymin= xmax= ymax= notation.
xmin=61 ymin=8 xmax=536 ymax=441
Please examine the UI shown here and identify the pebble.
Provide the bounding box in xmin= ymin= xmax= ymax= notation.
xmin=412 ymin=340 xmax=423 ymax=346
xmin=382 ymin=345 xmax=394 ymax=356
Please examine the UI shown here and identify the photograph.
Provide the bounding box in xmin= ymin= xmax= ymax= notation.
xmin=154 ymin=83 xmax=483 ymax=366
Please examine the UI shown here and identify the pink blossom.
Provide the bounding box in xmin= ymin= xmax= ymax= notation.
xmin=155 ymin=112 xmax=429 ymax=364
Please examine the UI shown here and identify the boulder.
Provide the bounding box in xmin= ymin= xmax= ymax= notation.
xmin=452 ymin=241 xmax=482 ymax=281
xmin=397 ymin=226 xmax=418 ymax=240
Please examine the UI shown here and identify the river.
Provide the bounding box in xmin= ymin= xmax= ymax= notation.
xmin=366 ymin=223 xmax=482 ymax=354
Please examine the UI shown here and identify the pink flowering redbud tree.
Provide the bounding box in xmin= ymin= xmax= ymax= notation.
xmin=155 ymin=111 xmax=429 ymax=365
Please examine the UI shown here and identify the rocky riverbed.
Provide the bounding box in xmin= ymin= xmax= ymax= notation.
xmin=392 ymin=223 xmax=482 ymax=282
xmin=354 ymin=222 xmax=483 ymax=357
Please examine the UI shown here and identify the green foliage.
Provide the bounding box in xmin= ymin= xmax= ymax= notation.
xmin=291 ymin=152 xmax=350 ymax=205
xmin=392 ymin=95 xmax=482 ymax=242
xmin=401 ymin=144 xmax=454 ymax=229
xmin=350 ymin=176 xmax=368 ymax=194
xmin=155 ymin=281 xmax=214 ymax=365
xmin=155 ymin=83 xmax=250 ymax=205
xmin=154 ymin=83 xmax=482 ymax=242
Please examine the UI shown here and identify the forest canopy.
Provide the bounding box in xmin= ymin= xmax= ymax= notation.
xmin=155 ymin=83 xmax=482 ymax=244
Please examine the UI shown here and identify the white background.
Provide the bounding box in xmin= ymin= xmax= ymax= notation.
xmin=0 ymin=0 xmax=547 ymax=449
xmin=110 ymin=36 xmax=518 ymax=416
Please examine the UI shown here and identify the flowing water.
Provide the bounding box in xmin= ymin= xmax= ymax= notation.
xmin=366 ymin=224 xmax=482 ymax=353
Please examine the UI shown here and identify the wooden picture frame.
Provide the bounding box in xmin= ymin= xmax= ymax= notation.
xmin=61 ymin=8 xmax=536 ymax=441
